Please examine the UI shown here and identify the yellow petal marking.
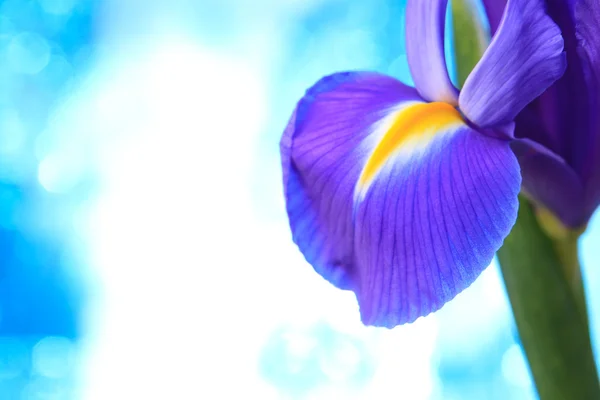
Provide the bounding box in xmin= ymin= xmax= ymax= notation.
xmin=357 ymin=102 xmax=464 ymax=197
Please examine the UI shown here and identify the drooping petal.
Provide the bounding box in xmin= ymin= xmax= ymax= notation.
xmin=281 ymin=71 xmax=422 ymax=290
xmin=354 ymin=117 xmax=520 ymax=327
xmin=511 ymin=139 xmax=585 ymax=227
xmin=281 ymin=74 xmax=521 ymax=327
xmin=406 ymin=0 xmax=459 ymax=104
xmin=459 ymin=0 xmax=566 ymax=128
xmin=482 ymin=0 xmax=506 ymax=35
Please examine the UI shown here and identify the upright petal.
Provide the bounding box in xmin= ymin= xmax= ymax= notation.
xmin=482 ymin=0 xmax=506 ymax=35
xmin=514 ymin=0 xmax=586 ymax=160
xmin=514 ymin=0 xmax=600 ymax=225
xmin=406 ymin=0 xmax=458 ymax=104
xmin=574 ymin=0 xmax=600 ymax=221
xmin=514 ymin=87 xmax=564 ymax=156
xmin=281 ymin=72 xmax=421 ymax=290
xmin=459 ymin=0 xmax=566 ymax=128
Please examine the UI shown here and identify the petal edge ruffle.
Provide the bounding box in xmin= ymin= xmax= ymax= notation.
xmin=281 ymin=72 xmax=422 ymax=290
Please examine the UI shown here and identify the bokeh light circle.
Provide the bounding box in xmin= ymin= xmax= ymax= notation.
xmin=7 ymin=32 xmax=51 ymax=75
xmin=32 ymin=336 xmax=76 ymax=379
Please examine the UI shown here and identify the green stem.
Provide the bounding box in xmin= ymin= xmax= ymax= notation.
xmin=535 ymin=206 xmax=589 ymax=328
xmin=448 ymin=4 xmax=600 ymax=397
xmin=450 ymin=0 xmax=488 ymax=87
xmin=497 ymin=197 xmax=600 ymax=400
xmin=553 ymin=234 xmax=589 ymax=330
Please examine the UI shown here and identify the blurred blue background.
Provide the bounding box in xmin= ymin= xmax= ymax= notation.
xmin=0 ymin=0 xmax=598 ymax=398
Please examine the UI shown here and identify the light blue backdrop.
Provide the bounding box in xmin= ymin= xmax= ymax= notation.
xmin=0 ymin=0 xmax=597 ymax=398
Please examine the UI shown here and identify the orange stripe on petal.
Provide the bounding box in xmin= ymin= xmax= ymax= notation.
xmin=357 ymin=102 xmax=464 ymax=198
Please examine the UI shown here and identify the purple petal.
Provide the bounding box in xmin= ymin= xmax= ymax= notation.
xmin=514 ymin=87 xmax=564 ymax=156
xmin=406 ymin=0 xmax=459 ymax=104
xmin=514 ymin=0 xmax=589 ymax=162
xmin=459 ymin=0 xmax=566 ymax=128
xmin=511 ymin=139 xmax=585 ymax=227
xmin=282 ymin=73 xmax=520 ymax=327
xmin=482 ymin=0 xmax=506 ymax=35
xmin=514 ymin=0 xmax=600 ymax=225
xmin=574 ymin=0 xmax=600 ymax=221
xmin=354 ymin=122 xmax=520 ymax=327
xmin=281 ymin=71 xmax=421 ymax=290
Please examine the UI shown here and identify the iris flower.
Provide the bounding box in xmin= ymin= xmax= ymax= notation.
xmin=280 ymin=0 xmax=566 ymax=327
xmin=483 ymin=0 xmax=600 ymax=229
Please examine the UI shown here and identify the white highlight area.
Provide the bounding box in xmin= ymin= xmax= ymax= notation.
xmin=28 ymin=3 xmax=444 ymax=393
xmin=77 ymin=40 xmax=279 ymax=399
xmin=60 ymin=37 xmax=440 ymax=398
